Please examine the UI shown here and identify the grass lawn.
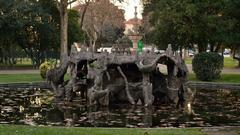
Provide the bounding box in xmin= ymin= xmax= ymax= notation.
xmin=224 ymin=57 xmax=239 ymax=68
xmin=0 ymin=74 xmax=70 ymax=83
xmin=0 ymin=74 xmax=43 ymax=83
xmin=0 ymin=125 xmax=205 ymax=135
xmin=188 ymin=73 xmax=240 ymax=83
xmin=184 ymin=57 xmax=193 ymax=65
xmin=184 ymin=57 xmax=239 ymax=68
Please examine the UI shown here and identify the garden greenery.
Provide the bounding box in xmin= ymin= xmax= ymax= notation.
xmin=192 ymin=52 xmax=223 ymax=81
xmin=39 ymin=62 xmax=54 ymax=79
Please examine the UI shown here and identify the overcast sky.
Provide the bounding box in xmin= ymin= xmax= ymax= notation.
xmin=114 ymin=0 xmax=143 ymax=20
xmin=73 ymin=0 xmax=143 ymax=20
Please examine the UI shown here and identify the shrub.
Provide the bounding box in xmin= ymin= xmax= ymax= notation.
xmin=39 ymin=62 xmax=54 ymax=79
xmin=192 ymin=52 xmax=223 ymax=81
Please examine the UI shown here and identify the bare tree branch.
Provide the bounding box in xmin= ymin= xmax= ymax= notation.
xmin=68 ymin=0 xmax=77 ymax=5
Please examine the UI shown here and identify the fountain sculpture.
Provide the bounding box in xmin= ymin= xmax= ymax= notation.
xmin=46 ymin=44 xmax=189 ymax=107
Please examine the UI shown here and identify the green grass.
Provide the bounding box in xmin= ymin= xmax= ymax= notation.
xmin=0 ymin=73 xmax=239 ymax=84
xmin=0 ymin=125 xmax=205 ymax=135
xmin=0 ymin=74 xmax=43 ymax=83
xmin=223 ymin=57 xmax=239 ymax=68
xmin=0 ymin=74 xmax=70 ymax=83
xmin=184 ymin=57 xmax=193 ymax=65
xmin=184 ymin=57 xmax=239 ymax=68
xmin=188 ymin=74 xmax=240 ymax=83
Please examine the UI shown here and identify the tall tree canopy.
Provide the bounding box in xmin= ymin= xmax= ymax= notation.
xmin=0 ymin=0 xmax=84 ymax=66
xmin=75 ymin=0 xmax=125 ymax=51
xmin=143 ymin=0 xmax=240 ymax=54
xmin=0 ymin=0 xmax=60 ymax=66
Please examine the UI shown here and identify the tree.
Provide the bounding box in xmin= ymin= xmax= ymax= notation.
xmin=143 ymin=0 xmax=196 ymax=52
xmin=142 ymin=0 xmax=236 ymax=54
xmin=0 ymin=0 xmax=60 ymax=66
xmin=76 ymin=0 xmax=91 ymax=28
xmin=100 ymin=25 xmax=124 ymax=44
xmin=0 ymin=0 xmax=125 ymax=65
xmin=76 ymin=0 xmax=125 ymax=51
xmin=68 ymin=9 xmax=85 ymax=48
xmin=59 ymin=0 xmax=70 ymax=61
xmin=58 ymin=0 xmax=124 ymax=60
xmin=224 ymin=0 xmax=240 ymax=67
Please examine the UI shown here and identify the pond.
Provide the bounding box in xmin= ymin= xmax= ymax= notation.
xmin=0 ymin=88 xmax=239 ymax=128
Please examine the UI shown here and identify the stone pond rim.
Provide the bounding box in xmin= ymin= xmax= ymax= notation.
xmin=1 ymin=81 xmax=240 ymax=91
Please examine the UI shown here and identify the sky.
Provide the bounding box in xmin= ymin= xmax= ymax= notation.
xmin=72 ymin=0 xmax=143 ymax=20
xmin=113 ymin=0 xmax=143 ymax=20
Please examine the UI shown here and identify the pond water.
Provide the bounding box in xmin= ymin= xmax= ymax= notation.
xmin=0 ymin=88 xmax=239 ymax=128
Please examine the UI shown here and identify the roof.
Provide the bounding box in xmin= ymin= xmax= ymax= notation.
xmin=72 ymin=4 xmax=85 ymax=11
xmin=125 ymin=18 xmax=142 ymax=25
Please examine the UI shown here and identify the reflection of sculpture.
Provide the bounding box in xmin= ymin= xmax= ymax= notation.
xmin=48 ymin=44 xmax=189 ymax=107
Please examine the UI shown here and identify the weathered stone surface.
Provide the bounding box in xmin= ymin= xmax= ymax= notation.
xmin=46 ymin=55 xmax=69 ymax=99
xmin=48 ymin=44 xmax=189 ymax=107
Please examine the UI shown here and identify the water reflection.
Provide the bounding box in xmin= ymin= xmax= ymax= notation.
xmin=0 ymin=88 xmax=239 ymax=127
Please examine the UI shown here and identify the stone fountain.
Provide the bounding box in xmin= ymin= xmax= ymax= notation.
xmin=46 ymin=44 xmax=189 ymax=107
xmin=127 ymin=6 xmax=143 ymax=53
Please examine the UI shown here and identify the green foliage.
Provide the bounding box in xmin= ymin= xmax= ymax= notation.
xmin=192 ymin=52 xmax=224 ymax=81
xmin=143 ymin=0 xmax=240 ymax=52
xmin=99 ymin=25 xmax=124 ymax=44
xmin=0 ymin=0 xmax=60 ymax=66
xmin=0 ymin=0 xmax=87 ymax=67
xmin=68 ymin=9 xmax=85 ymax=47
xmin=185 ymin=57 xmax=238 ymax=68
xmin=39 ymin=62 xmax=54 ymax=79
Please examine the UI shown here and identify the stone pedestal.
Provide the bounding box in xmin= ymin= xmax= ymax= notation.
xmin=128 ymin=34 xmax=142 ymax=53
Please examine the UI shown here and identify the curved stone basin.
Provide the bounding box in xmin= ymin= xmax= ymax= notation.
xmin=0 ymin=88 xmax=239 ymax=127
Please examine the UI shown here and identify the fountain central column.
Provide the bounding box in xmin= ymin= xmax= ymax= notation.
xmin=128 ymin=34 xmax=142 ymax=54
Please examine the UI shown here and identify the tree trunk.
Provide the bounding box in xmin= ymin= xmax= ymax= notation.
xmin=198 ymin=43 xmax=207 ymax=53
xmin=221 ymin=45 xmax=224 ymax=57
xmin=232 ymin=48 xmax=240 ymax=67
xmin=209 ymin=44 xmax=214 ymax=52
xmin=80 ymin=1 xmax=90 ymax=28
xmin=60 ymin=0 xmax=69 ymax=62
xmin=179 ymin=45 xmax=183 ymax=58
xmin=214 ymin=44 xmax=221 ymax=52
